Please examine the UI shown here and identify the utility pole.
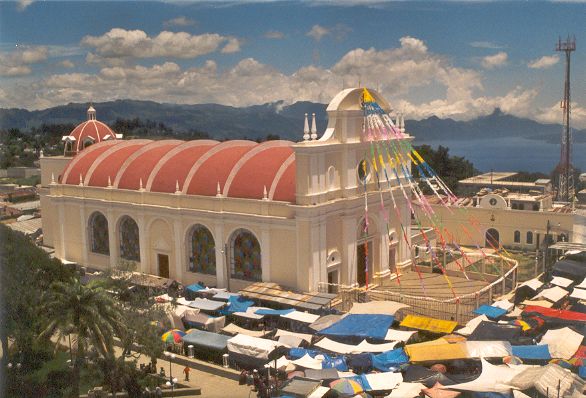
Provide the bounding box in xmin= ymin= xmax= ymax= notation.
xmin=555 ymin=36 xmax=576 ymax=202
xmin=544 ymin=220 xmax=552 ymax=280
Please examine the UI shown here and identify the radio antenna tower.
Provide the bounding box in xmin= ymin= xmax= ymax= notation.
xmin=555 ymin=35 xmax=576 ymax=202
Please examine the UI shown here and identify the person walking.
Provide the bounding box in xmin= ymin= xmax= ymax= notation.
xmin=183 ymin=366 xmax=191 ymax=382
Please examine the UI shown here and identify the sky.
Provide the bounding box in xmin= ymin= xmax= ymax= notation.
xmin=0 ymin=0 xmax=585 ymax=127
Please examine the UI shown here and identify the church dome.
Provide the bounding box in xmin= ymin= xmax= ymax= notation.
xmin=62 ymin=106 xmax=121 ymax=154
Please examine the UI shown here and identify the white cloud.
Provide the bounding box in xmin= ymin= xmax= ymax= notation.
xmin=163 ymin=16 xmax=196 ymax=27
xmin=17 ymin=0 xmax=33 ymax=11
xmin=264 ymin=30 xmax=284 ymax=40
xmin=81 ymin=28 xmax=236 ymax=61
xmin=470 ymin=41 xmax=504 ymax=49
xmin=59 ymin=60 xmax=75 ymax=68
xmin=481 ymin=52 xmax=508 ymax=69
xmin=221 ymin=37 xmax=241 ymax=54
xmin=536 ymin=101 xmax=586 ymax=128
xmin=306 ymin=25 xmax=329 ymax=42
xmin=306 ymin=24 xmax=352 ymax=42
xmin=0 ymin=46 xmax=48 ymax=76
xmin=5 ymin=36 xmax=584 ymax=128
xmin=528 ymin=55 xmax=559 ymax=69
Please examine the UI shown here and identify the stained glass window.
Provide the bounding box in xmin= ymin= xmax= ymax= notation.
xmin=89 ymin=212 xmax=109 ymax=255
xmin=119 ymin=216 xmax=140 ymax=261
xmin=188 ymin=225 xmax=216 ymax=275
xmin=231 ymin=229 xmax=261 ymax=281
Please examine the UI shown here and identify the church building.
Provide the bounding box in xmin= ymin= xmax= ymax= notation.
xmin=39 ymin=88 xmax=413 ymax=292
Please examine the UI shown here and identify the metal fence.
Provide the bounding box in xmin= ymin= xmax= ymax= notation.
xmin=318 ymin=254 xmax=520 ymax=325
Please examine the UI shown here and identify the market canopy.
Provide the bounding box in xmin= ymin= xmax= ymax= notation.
xmin=188 ymin=298 xmax=225 ymax=312
xmin=318 ymin=314 xmax=394 ymax=340
xmin=221 ymin=323 xmax=271 ymax=338
xmin=467 ymin=321 xmax=521 ymax=342
xmin=473 ymin=305 xmax=508 ymax=320
xmin=523 ymin=305 xmax=586 ymax=322
xmin=348 ymin=301 xmax=409 ymax=316
xmin=442 ymin=358 xmax=523 ymax=393
xmin=400 ymin=315 xmax=458 ymax=334
xmin=182 ymin=329 xmax=230 ymax=351
xmin=281 ymin=310 xmax=321 ymax=324
xmin=539 ymin=327 xmax=584 ymax=359
xmin=511 ymin=344 xmax=551 ymax=360
xmin=227 ymin=334 xmax=281 ymax=360
xmin=239 ymin=282 xmax=336 ymax=311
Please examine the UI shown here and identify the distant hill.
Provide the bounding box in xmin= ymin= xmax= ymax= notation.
xmin=1 ymin=100 xmax=584 ymax=143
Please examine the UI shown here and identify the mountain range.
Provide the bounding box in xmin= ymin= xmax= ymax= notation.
xmin=1 ymin=100 xmax=584 ymax=144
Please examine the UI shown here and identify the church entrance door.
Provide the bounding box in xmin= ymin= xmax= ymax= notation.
xmin=356 ymin=241 xmax=372 ymax=286
xmin=158 ymin=254 xmax=169 ymax=278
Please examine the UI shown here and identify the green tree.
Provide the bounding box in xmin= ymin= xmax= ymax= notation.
xmin=39 ymin=277 xmax=125 ymax=397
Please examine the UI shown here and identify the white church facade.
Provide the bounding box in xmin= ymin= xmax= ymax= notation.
xmin=39 ymin=88 xmax=413 ymax=292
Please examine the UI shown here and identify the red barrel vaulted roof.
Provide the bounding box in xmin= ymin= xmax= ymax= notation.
xmin=60 ymin=139 xmax=297 ymax=202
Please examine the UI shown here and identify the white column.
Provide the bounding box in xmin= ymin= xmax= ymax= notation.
xmin=173 ymin=219 xmax=183 ymax=282
xmin=138 ymin=215 xmax=148 ymax=274
xmin=107 ymin=210 xmax=117 ymax=269
xmin=58 ymin=202 xmax=66 ymax=260
xmin=342 ymin=215 xmax=355 ymax=285
xmin=261 ymin=226 xmax=271 ymax=282
xmin=310 ymin=223 xmax=320 ymax=290
xmin=214 ymin=222 xmax=226 ymax=288
xmin=80 ymin=205 xmax=88 ymax=266
xmin=318 ymin=219 xmax=327 ymax=291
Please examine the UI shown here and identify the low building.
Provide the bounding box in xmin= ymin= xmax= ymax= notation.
xmin=458 ymin=172 xmax=552 ymax=196
xmin=417 ymin=188 xmax=585 ymax=252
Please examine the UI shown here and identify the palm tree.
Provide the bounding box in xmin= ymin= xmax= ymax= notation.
xmin=39 ymin=277 xmax=124 ymax=397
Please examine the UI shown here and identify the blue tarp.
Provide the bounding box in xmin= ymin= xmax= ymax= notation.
xmin=318 ymin=314 xmax=394 ymax=339
xmin=474 ymin=305 xmax=508 ymax=320
xmin=580 ymin=366 xmax=586 ymax=378
xmin=185 ymin=283 xmax=204 ymax=293
xmin=322 ymin=356 xmax=348 ymax=372
xmin=255 ymin=308 xmax=295 ymax=316
xmin=371 ymin=348 xmax=409 ymax=371
xmin=220 ymin=296 xmax=254 ymax=315
xmin=511 ymin=345 xmax=551 ymax=360
xmin=289 ymin=348 xmax=320 ymax=359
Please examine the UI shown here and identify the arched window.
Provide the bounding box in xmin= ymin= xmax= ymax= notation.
xmin=230 ymin=229 xmax=261 ymax=281
xmin=119 ymin=216 xmax=140 ymax=261
xmin=526 ymin=231 xmax=534 ymax=245
xmin=558 ymin=233 xmax=568 ymax=242
xmin=188 ymin=225 xmax=216 ymax=275
xmin=82 ymin=137 xmax=95 ymax=150
xmin=514 ymin=230 xmax=521 ymax=244
xmin=89 ymin=211 xmax=109 ymax=255
xmin=485 ymin=228 xmax=499 ymax=247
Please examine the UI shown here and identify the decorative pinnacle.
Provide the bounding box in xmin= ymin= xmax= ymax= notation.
xmin=303 ymin=113 xmax=310 ymax=141
xmin=310 ymin=113 xmax=317 ymax=140
xmin=39 ymin=149 xmax=44 ymax=158
xmin=107 ymin=176 xmax=112 ymax=187
xmin=79 ymin=174 xmax=83 ymax=186
xmin=139 ymin=178 xmax=144 ymax=191
xmin=262 ymin=185 xmax=268 ymax=201
xmin=175 ymin=180 xmax=181 ymax=194
xmin=51 ymin=172 xmax=56 ymax=185
xmin=216 ymin=181 xmax=222 ymax=197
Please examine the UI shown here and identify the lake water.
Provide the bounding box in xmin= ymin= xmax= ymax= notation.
xmin=413 ymin=136 xmax=586 ymax=173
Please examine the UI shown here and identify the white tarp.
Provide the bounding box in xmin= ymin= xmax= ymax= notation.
xmin=540 ymin=327 xmax=583 ymax=359
xmin=222 ymin=323 xmax=270 ymax=338
xmin=349 ymin=301 xmax=410 ymax=316
xmin=227 ymin=334 xmax=280 ymax=360
xmin=264 ymin=355 xmax=293 ymax=370
xmin=465 ymin=341 xmax=512 ymax=358
xmin=522 ymin=278 xmax=544 ymax=291
xmin=512 ymin=391 xmax=531 ymax=398
xmin=492 ymin=299 xmax=515 ymax=311
xmin=364 ymin=372 xmax=403 ymax=391
xmin=281 ymin=311 xmax=320 ymax=324
xmin=521 ymin=299 xmax=553 ymax=308
xmin=292 ymin=353 xmax=323 ymax=370
xmin=176 ymin=297 xmax=191 ymax=306
xmin=385 ymin=329 xmax=417 ymax=342
xmin=278 ymin=335 xmax=304 ymax=348
xmin=535 ymin=286 xmax=568 ymax=303
xmin=456 ymin=315 xmax=490 ymax=336
xmin=315 ymin=338 xmax=398 ymax=354
xmin=315 ymin=338 xmax=362 ymax=354
xmin=571 ymin=288 xmax=586 ymax=300
xmin=510 ymin=364 xmax=585 ymax=397
xmin=443 ymin=358 xmax=523 ymax=393
xmin=576 ymin=278 xmax=586 ymax=289
xmin=308 ymin=386 xmax=331 ymax=398
xmin=275 ymin=329 xmax=313 ymax=343
xmin=356 ymin=340 xmax=399 ymax=353
xmin=387 ymin=382 xmax=426 ymax=398
xmin=552 ymin=276 xmax=574 ymax=288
